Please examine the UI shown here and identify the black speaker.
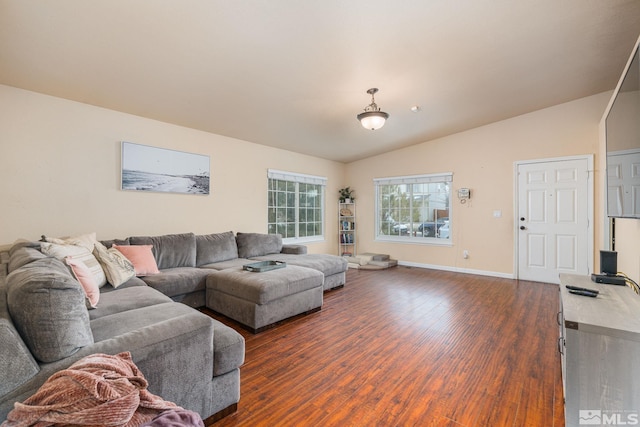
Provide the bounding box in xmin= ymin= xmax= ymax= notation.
xmin=600 ymin=250 xmax=618 ymax=276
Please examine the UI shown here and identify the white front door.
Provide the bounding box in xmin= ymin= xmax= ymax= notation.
xmin=517 ymin=157 xmax=592 ymax=284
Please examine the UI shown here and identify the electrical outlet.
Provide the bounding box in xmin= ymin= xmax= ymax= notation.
xmin=463 ymin=250 xmax=469 ymax=259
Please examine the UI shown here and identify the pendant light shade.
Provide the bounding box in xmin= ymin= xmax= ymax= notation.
xmin=357 ymin=88 xmax=389 ymax=130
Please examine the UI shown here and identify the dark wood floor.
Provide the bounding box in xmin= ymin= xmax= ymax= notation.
xmin=205 ymin=266 xmax=565 ymax=427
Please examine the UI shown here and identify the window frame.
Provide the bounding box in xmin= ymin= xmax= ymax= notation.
xmin=267 ymin=169 xmax=326 ymax=244
xmin=374 ymin=172 xmax=453 ymax=245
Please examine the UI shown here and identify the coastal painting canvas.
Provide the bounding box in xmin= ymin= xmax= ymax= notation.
xmin=121 ymin=142 xmax=210 ymax=195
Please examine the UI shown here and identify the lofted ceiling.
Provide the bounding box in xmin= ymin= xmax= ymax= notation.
xmin=1 ymin=1 xmax=639 ymax=163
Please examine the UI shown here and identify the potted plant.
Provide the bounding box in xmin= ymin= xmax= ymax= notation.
xmin=339 ymin=187 xmax=355 ymax=203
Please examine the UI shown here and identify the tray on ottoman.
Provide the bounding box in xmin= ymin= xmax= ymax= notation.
xmin=242 ymin=260 xmax=286 ymax=272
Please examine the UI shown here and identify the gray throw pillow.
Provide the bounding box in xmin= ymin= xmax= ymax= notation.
xmin=196 ymin=231 xmax=239 ymax=266
xmin=0 ymin=276 xmax=39 ymax=395
xmin=7 ymin=245 xmax=46 ymax=274
xmin=6 ymin=257 xmax=93 ymax=363
xmin=0 ymin=316 xmax=39 ymax=395
xmin=236 ymin=233 xmax=283 ymax=258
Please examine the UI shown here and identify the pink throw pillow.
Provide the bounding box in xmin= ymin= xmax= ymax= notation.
xmin=113 ymin=244 xmax=160 ymax=276
xmin=65 ymin=256 xmax=100 ymax=308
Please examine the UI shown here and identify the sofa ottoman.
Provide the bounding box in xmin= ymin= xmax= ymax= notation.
xmin=206 ymin=265 xmax=323 ymax=333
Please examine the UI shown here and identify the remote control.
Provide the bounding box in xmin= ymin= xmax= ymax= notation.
xmin=565 ymin=285 xmax=599 ymax=294
xmin=568 ymin=289 xmax=598 ymax=297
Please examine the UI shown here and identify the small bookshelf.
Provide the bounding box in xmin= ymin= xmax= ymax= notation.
xmin=339 ymin=201 xmax=356 ymax=257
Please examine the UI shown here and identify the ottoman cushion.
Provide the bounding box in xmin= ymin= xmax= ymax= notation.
xmin=207 ymin=265 xmax=323 ymax=305
xmin=251 ymin=253 xmax=348 ymax=277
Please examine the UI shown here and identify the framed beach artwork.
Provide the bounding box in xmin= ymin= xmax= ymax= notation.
xmin=121 ymin=142 xmax=210 ymax=195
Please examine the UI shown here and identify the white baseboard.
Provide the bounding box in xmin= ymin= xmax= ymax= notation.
xmin=397 ymin=260 xmax=514 ymax=280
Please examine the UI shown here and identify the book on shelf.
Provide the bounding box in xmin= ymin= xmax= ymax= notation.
xmin=340 ymin=234 xmax=354 ymax=244
xmin=341 ymin=221 xmax=355 ymax=231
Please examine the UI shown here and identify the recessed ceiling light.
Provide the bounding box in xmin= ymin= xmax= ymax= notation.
xmin=411 ymin=106 xmax=421 ymax=113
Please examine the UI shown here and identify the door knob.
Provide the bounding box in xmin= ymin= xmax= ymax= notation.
xmin=520 ymin=217 xmax=525 ymax=221
xmin=520 ymin=226 xmax=526 ymax=230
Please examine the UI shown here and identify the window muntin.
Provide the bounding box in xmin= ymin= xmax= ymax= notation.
xmin=267 ymin=170 xmax=325 ymax=243
xmin=375 ymin=173 xmax=452 ymax=243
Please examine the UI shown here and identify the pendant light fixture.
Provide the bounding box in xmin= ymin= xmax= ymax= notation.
xmin=357 ymin=88 xmax=389 ymax=130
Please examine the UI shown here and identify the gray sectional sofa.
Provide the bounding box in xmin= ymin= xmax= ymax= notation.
xmin=117 ymin=231 xmax=346 ymax=307
xmin=0 ymin=230 xmax=347 ymax=423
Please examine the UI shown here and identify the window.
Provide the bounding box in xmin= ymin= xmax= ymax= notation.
xmin=268 ymin=169 xmax=326 ymax=243
xmin=375 ymin=173 xmax=452 ymax=243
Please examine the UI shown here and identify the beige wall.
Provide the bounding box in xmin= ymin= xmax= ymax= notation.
xmin=0 ymin=84 xmax=613 ymax=278
xmin=345 ymin=92 xmax=611 ymax=277
xmin=0 ymin=85 xmax=344 ymax=254
xmin=614 ymin=219 xmax=640 ymax=281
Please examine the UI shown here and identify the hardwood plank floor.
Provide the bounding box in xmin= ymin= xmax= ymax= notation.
xmin=204 ymin=266 xmax=565 ymax=427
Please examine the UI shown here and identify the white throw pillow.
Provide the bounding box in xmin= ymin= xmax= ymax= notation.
xmin=93 ymin=242 xmax=136 ymax=288
xmin=40 ymin=242 xmax=107 ymax=288
xmin=44 ymin=232 xmax=98 ymax=253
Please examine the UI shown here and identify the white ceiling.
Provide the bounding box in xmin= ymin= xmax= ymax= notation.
xmin=1 ymin=1 xmax=639 ymax=163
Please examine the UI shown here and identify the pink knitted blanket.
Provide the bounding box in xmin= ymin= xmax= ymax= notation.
xmin=2 ymin=352 xmax=182 ymax=427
